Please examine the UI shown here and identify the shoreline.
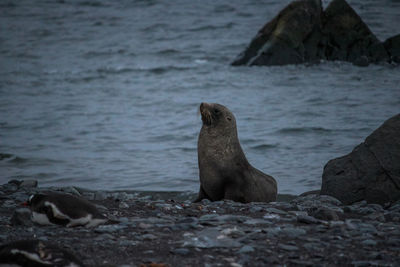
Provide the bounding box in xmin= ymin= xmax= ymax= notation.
xmin=1 ymin=180 xmax=400 ymax=266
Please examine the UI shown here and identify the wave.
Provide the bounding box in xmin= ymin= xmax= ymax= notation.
xmin=187 ymin=22 xmax=235 ymax=32
xmin=250 ymin=144 xmax=278 ymax=150
xmin=0 ymin=153 xmax=28 ymax=164
xmin=277 ymin=127 xmax=333 ymax=134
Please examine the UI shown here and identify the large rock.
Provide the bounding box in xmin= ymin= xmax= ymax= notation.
xmin=232 ymin=0 xmax=392 ymax=66
xmin=321 ymin=114 xmax=400 ymax=205
xmin=384 ymin=34 xmax=400 ymax=63
xmin=232 ymin=0 xmax=323 ymax=66
xmin=322 ymin=0 xmax=389 ymax=64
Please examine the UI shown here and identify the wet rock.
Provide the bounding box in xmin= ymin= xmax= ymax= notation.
xmin=232 ymin=0 xmax=323 ymax=66
xmin=119 ymin=202 xmax=129 ymax=209
xmin=278 ymin=244 xmax=299 ymax=251
xmin=94 ymin=191 xmax=108 ymax=201
xmin=238 ymin=245 xmax=255 ymax=253
xmin=182 ymin=228 xmax=242 ymax=248
xmin=170 ymin=248 xmax=190 ymax=256
xmin=19 ymin=179 xmax=38 ymax=188
xmin=322 ymin=0 xmax=389 ymax=64
xmin=94 ymin=224 xmax=127 ymax=233
xmin=384 ymin=34 xmax=400 ymax=63
xmin=311 ymin=207 xmax=340 ymax=221
xmin=353 ymin=56 xmax=369 ymax=67
xmin=142 ymin=234 xmax=157 ymax=241
xmin=321 ymin=114 xmax=400 ymax=205
xmin=244 ymin=218 xmax=273 ymax=226
xmin=361 ymin=239 xmax=377 ymax=246
xmin=297 ymin=214 xmax=320 ymax=224
xmin=265 ymin=207 xmax=287 ymax=215
xmin=10 ymin=208 xmax=32 ymax=226
xmin=232 ymin=0 xmax=393 ymax=66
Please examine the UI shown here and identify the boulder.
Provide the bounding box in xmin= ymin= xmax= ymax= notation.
xmin=232 ymin=0 xmax=392 ymax=66
xmin=322 ymin=0 xmax=389 ymax=64
xmin=383 ymin=34 xmax=400 ymax=63
xmin=321 ymin=114 xmax=400 ymax=205
xmin=232 ymin=0 xmax=323 ymax=66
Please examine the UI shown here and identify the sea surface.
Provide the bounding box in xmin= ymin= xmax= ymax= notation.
xmin=1 ymin=0 xmax=399 ymax=195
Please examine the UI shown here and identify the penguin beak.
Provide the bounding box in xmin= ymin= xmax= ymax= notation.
xmin=21 ymin=202 xmax=29 ymax=206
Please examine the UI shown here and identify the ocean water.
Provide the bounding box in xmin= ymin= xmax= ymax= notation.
xmin=1 ymin=0 xmax=399 ymax=195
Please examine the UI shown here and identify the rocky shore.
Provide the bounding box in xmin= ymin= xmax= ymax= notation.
xmin=1 ymin=180 xmax=400 ymax=266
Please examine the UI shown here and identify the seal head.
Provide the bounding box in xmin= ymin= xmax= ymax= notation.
xmin=195 ymin=102 xmax=277 ymax=203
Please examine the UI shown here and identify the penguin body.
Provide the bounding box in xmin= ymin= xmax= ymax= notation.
xmin=27 ymin=192 xmax=107 ymax=228
xmin=0 ymin=239 xmax=84 ymax=267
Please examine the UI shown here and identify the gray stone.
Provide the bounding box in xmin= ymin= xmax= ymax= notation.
xmin=361 ymin=239 xmax=377 ymax=246
xmin=170 ymin=248 xmax=190 ymax=256
xmin=384 ymin=34 xmax=400 ymax=63
xmin=312 ymin=207 xmax=340 ymax=221
xmin=2 ymin=200 xmax=16 ymax=208
xmin=94 ymin=191 xmax=108 ymax=201
xmin=232 ymin=0 xmax=390 ymax=67
xmin=321 ymin=114 xmax=400 ymax=205
xmin=278 ymin=244 xmax=299 ymax=251
xmin=142 ymin=234 xmax=157 ymax=241
xmin=297 ymin=215 xmax=320 ymax=224
xmin=10 ymin=208 xmax=32 ymax=226
xmin=281 ymin=227 xmax=307 ymax=238
xmin=199 ymin=214 xmax=249 ymax=226
xmin=265 ymin=207 xmax=287 ymax=215
xmin=118 ymin=202 xmax=129 ymax=209
xmin=182 ymin=228 xmax=242 ymax=248
xmin=94 ymin=224 xmax=127 ymax=233
xmin=238 ymin=245 xmax=255 ymax=253
xmin=232 ymin=0 xmax=323 ymax=66
xmin=244 ymin=218 xmax=273 ymax=226
xmin=19 ymin=180 xmax=38 ymax=188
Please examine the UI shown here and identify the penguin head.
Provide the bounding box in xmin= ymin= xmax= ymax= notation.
xmin=23 ymin=194 xmax=46 ymax=207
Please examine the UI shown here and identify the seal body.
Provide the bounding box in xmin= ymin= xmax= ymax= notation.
xmin=27 ymin=192 xmax=107 ymax=228
xmin=195 ymin=102 xmax=277 ymax=203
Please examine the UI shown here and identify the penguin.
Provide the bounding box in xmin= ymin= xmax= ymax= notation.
xmin=25 ymin=192 xmax=107 ymax=228
xmin=0 ymin=239 xmax=84 ymax=267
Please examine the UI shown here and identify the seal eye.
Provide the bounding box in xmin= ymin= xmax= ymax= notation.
xmin=213 ymin=108 xmax=220 ymax=114
xmin=227 ymin=117 xmax=232 ymax=121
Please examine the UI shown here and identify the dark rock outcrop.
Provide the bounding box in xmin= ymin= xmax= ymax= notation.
xmin=322 ymin=0 xmax=388 ymax=64
xmin=321 ymin=114 xmax=400 ymax=205
xmin=232 ymin=0 xmax=323 ymax=66
xmin=233 ymin=0 xmax=394 ymax=66
xmin=384 ymin=34 xmax=400 ymax=63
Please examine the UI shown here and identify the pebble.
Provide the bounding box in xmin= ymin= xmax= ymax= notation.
xmin=278 ymin=244 xmax=299 ymax=251
xmin=238 ymin=245 xmax=254 ymax=253
xmin=297 ymin=215 xmax=320 ymax=224
xmin=10 ymin=208 xmax=32 ymax=226
xmin=170 ymin=248 xmax=190 ymax=256
xmin=361 ymin=239 xmax=377 ymax=246
xmin=119 ymin=202 xmax=129 ymax=209
xmin=2 ymin=181 xmax=400 ymax=266
xmin=19 ymin=179 xmax=38 ymax=188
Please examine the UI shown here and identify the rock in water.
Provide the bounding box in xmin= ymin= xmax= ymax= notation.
xmin=232 ymin=0 xmax=323 ymax=66
xmin=384 ymin=34 xmax=400 ymax=63
xmin=322 ymin=0 xmax=389 ymax=64
xmin=321 ymin=114 xmax=400 ymax=205
xmin=232 ymin=0 xmax=392 ymax=66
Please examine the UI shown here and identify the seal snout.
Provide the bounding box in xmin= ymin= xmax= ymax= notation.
xmin=200 ymin=102 xmax=213 ymax=126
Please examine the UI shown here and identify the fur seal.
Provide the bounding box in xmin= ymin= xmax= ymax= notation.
xmin=194 ymin=102 xmax=277 ymax=203
xmin=25 ymin=192 xmax=107 ymax=228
